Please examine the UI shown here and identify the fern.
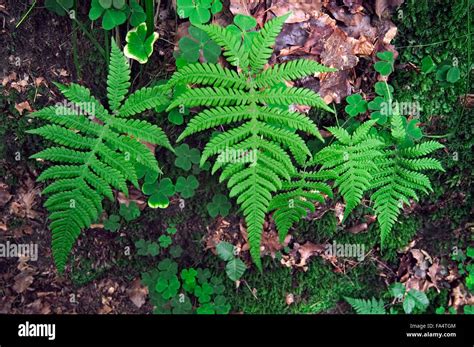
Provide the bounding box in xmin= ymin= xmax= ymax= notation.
xmin=28 ymin=39 xmax=171 ymax=273
xmin=312 ymin=120 xmax=384 ymax=220
xmin=345 ymin=297 xmax=386 ymax=314
xmin=167 ymin=14 xmax=336 ymax=269
xmin=371 ymin=115 xmax=444 ymax=244
xmin=268 ymin=170 xmax=335 ymax=242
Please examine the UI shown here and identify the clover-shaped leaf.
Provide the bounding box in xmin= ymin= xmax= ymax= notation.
xmin=181 ymin=268 xmax=198 ymax=286
xmin=135 ymin=239 xmax=148 ymax=256
xmin=404 ymin=118 xmax=423 ymax=140
xmin=155 ymin=275 xmax=180 ymax=300
xmin=171 ymin=295 xmax=193 ymax=314
xmin=207 ymin=194 xmax=232 ymax=218
xmin=195 ymin=282 xmax=214 ymax=303
xmin=169 ymin=245 xmax=183 ymax=259
xmin=136 ymin=162 xmax=159 ymax=184
xmin=167 ymin=226 xmax=177 ymax=235
xmin=129 ymin=0 xmax=146 ymax=26
xmin=158 ymin=259 xmax=178 ymax=275
xmin=211 ymin=0 xmax=222 ymax=14
xmin=196 ymin=302 xmax=215 ymax=314
xmin=147 ymin=242 xmax=160 ymax=256
xmin=177 ymin=0 xmax=216 ymax=25
xmin=175 ymin=175 xmax=199 ymax=198
xmin=159 ymin=235 xmax=172 ymax=248
xmin=345 ymin=94 xmax=367 ymax=118
xmin=374 ymin=82 xmax=394 ymax=98
xmin=467 ymin=247 xmax=474 ymax=259
xmin=119 ymin=202 xmax=141 ymax=222
xmin=90 ymin=0 xmax=129 ymax=31
xmin=210 ymin=276 xmax=225 ymax=295
xmin=213 ymin=295 xmax=231 ymax=314
xmin=167 ymin=84 xmax=190 ymax=124
xmin=374 ymin=51 xmax=395 ymax=76
xmin=227 ymin=14 xmax=258 ymax=52
xmin=464 ymin=305 xmax=474 ymax=314
xmin=174 ymin=144 xmax=201 ymax=171
xmin=103 ymin=214 xmax=120 ymax=232
xmin=177 ymin=26 xmax=221 ymax=65
xmin=168 ymin=108 xmax=185 ymax=125
xmin=216 ymin=241 xmax=235 ymax=261
xmin=368 ymin=96 xmax=387 ymax=125
xmin=197 ymin=268 xmax=211 ymax=284
xmin=146 ymin=178 xmax=175 ymax=209
xmin=124 ymin=22 xmax=159 ymax=64
xmin=45 ymin=0 xmax=74 ymax=16
xmin=466 ymin=273 xmax=474 ymax=292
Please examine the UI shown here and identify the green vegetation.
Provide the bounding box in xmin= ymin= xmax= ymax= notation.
xmin=27 ymin=40 xmax=172 ymax=272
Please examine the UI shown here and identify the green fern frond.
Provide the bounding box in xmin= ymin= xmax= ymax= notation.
xmin=167 ymin=63 xmax=249 ymax=89
xmin=107 ymin=38 xmax=131 ymax=111
xmin=168 ymin=87 xmax=252 ymax=109
xmin=168 ymin=15 xmax=334 ymax=269
xmin=28 ymin=39 xmax=171 ymax=273
xmin=313 ymin=120 xmax=384 ymax=220
xmin=371 ymin=136 xmax=444 ymax=244
xmin=257 ymin=87 xmax=334 ymax=113
xmin=254 ymin=59 xmax=337 ymax=88
xmin=195 ymin=24 xmax=249 ymax=69
xmin=345 ymin=297 xmax=386 ymax=314
xmin=269 ymin=170 xmax=334 ymax=242
xmin=118 ymin=84 xmax=170 ymax=117
xmin=249 ymin=13 xmax=290 ymax=73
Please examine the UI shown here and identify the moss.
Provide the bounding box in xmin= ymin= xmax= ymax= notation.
xmin=227 ymin=258 xmax=383 ymax=314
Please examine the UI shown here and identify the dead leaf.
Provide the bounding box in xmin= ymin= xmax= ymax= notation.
xmin=334 ymin=202 xmax=345 ymax=224
xmin=14 ymin=101 xmax=32 ymax=115
xmin=229 ymin=0 xmax=260 ymax=17
xmin=375 ymin=0 xmax=404 ymax=18
xmin=285 ymin=293 xmax=295 ymax=306
xmin=346 ymin=223 xmax=368 ymax=234
xmin=9 ymin=178 xmax=41 ymax=219
xmin=269 ymin=0 xmax=322 ymax=24
xmin=13 ymin=272 xmax=34 ymax=293
xmin=0 ymin=182 xmax=12 ymax=208
xmin=127 ymin=278 xmax=148 ymax=308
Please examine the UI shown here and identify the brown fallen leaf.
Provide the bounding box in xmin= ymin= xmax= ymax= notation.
xmin=269 ymin=0 xmax=322 ymax=24
xmin=9 ymin=178 xmax=41 ymax=219
xmin=14 ymin=101 xmax=32 ymax=115
xmin=13 ymin=272 xmax=34 ymax=293
xmin=285 ymin=293 xmax=295 ymax=306
xmin=229 ymin=0 xmax=260 ymax=17
xmin=127 ymin=278 xmax=148 ymax=309
xmin=346 ymin=223 xmax=368 ymax=234
xmin=292 ymin=241 xmax=326 ymax=269
xmin=0 ymin=182 xmax=12 ymax=208
xmin=375 ymin=0 xmax=404 ymax=18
